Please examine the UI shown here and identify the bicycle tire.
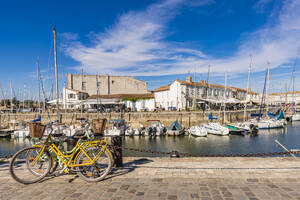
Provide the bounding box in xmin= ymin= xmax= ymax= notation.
xmin=25 ymin=148 xmax=56 ymax=177
xmin=9 ymin=147 xmax=52 ymax=184
xmin=75 ymin=146 xmax=112 ymax=182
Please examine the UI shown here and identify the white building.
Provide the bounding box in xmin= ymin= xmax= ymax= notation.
xmin=62 ymin=88 xmax=89 ymax=109
xmin=153 ymin=76 xmax=248 ymax=110
xmin=269 ymin=91 xmax=300 ymax=105
xmin=82 ymin=93 xmax=155 ymax=111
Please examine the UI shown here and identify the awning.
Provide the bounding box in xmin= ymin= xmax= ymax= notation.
xmin=197 ymin=98 xmax=248 ymax=104
xmin=81 ymin=98 xmax=123 ymax=105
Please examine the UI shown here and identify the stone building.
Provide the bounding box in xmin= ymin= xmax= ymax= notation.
xmin=153 ymin=76 xmax=247 ymax=110
xmin=67 ymin=74 xmax=148 ymax=96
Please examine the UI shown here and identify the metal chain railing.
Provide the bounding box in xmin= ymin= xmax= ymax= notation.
xmin=122 ymin=147 xmax=300 ymax=157
xmin=1 ymin=148 xmax=300 ymax=161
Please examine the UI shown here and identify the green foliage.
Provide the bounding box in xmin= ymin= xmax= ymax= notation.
xmin=0 ymin=99 xmax=10 ymax=106
xmin=121 ymin=97 xmax=151 ymax=102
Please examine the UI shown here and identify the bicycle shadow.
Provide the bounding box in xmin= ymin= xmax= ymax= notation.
xmin=0 ymin=161 xmax=9 ymax=172
xmin=105 ymin=158 xmax=154 ymax=180
xmin=41 ymin=158 xmax=154 ymax=183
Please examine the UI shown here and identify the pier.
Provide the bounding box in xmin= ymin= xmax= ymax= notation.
xmin=1 ymin=157 xmax=300 ymax=200
xmin=0 ymin=108 xmax=278 ymax=129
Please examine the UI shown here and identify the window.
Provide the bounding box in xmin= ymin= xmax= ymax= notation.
xmin=68 ymin=94 xmax=75 ymax=99
xmin=97 ymin=82 xmax=101 ymax=87
xmin=82 ymin=82 xmax=86 ymax=90
xmin=111 ymin=80 xmax=115 ymax=84
xmin=186 ymin=88 xmax=189 ymax=96
xmin=197 ymin=88 xmax=200 ymax=96
xmin=191 ymin=89 xmax=194 ymax=96
xmin=189 ymin=100 xmax=193 ymax=107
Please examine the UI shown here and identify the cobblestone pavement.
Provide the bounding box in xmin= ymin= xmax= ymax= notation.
xmin=1 ymin=157 xmax=300 ymax=200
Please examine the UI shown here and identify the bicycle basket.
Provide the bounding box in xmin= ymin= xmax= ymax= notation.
xmin=92 ymin=118 xmax=107 ymax=135
xmin=29 ymin=122 xmax=46 ymax=138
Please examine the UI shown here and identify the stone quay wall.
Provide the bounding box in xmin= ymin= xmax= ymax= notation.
xmin=0 ymin=108 xmax=277 ymax=128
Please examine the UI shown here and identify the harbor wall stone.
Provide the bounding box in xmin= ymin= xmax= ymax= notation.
xmin=0 ymin=108 xmax=277 ymax=128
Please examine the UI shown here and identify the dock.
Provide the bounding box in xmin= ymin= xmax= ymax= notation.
xmin=1 ymin=157 xmax=300 ymax=199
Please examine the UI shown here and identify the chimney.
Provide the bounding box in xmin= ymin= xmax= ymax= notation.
xmin=186 ymin=76 xmax=192 ymax=83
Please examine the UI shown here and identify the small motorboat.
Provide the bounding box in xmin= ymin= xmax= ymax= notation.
xmin=104 ymin=119 xmax=126 ymax=136
xmin=202 ymin=123 xmax=229 ymax=136
xmin=189 ymin=126 xmax=207 ymax=137
xmin=292 ymin=112 xmax=300 ymax=121
xmin=125 ymin=126 xmax=140 ymax=136
xmin=150 ymin=120 xmax=165 ymax=136
xmin=167 ymin=120 xmax=184 ymax=136
xmin=13 ymin=126 xmax=30 ymax=138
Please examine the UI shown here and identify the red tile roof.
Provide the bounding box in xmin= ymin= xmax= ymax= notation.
xmin=152 ymin=85 xmax=170 ymax=92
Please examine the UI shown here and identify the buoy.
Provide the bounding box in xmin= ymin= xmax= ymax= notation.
xmin=170 ymin=150 xmax=180 ymax=158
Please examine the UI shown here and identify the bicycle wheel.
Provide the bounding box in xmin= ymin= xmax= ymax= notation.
xmin=75 ymin=146 xmax=112 ymax=182
xmin=9 ymin=147 xmax=52 ymax=184
xmin=25 ymin=148 xmax=57 ymax=176
xmin=31 ymin=145 xmax=57 ymax=175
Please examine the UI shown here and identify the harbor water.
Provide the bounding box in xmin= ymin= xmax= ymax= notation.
xmin=1 ymin=121 xmax=300 ymax=157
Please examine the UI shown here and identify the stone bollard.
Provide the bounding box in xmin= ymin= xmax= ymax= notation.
xmin=111 ymin=136 xmax=123 ymax=167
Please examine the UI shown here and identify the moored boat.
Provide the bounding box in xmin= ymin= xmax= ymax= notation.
xmin=202 ymin=123 xmax=229 ymax=136
xmin=189 ymin=126 xmax=207 ymax=137
xmin=167 ymin=120 xmax=184 ymax=136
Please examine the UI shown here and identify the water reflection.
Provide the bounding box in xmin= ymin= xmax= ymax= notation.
xmin=1 ymin=122 xmax=300 ymax=157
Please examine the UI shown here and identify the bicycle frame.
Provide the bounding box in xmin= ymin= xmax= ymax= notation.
xmin=32 ymin=134 xmax=110 ymax=173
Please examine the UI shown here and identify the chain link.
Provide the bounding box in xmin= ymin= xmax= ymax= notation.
xmin=2 ymin=148 xmax=300 ymax=160
xmin=122 ymin=147 xmax=300 ymax=157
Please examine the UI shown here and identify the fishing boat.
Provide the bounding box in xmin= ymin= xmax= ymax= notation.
xmin=151 ymin=120 xmax=165 ymax=136
xmin=104 ymin=119 xmax=126 ymax=136
xmin=203 ymin=123 xmax=229 ymax=136
xmin=202 ymin=114 xmax=229 ymax=136
xmin=125 ymin=126 xmax=140 ymax=136
xmin=225 ymin=124 xmax=247 ymax=136
xmin=167 ymin=120 xmax=184 ymax=136
xmin=189 ymin=126 xmax=207 ymax=137
xmin=13 ymin=126 xmax=30 ymax=138
xmin=292 ymin=112 xmax=300 ymax=121
xmin=227 ymin=121 xmax=258 ymax=135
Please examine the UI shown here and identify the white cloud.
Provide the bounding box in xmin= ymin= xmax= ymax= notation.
xmin=253 ymin=0 xmax=273 ymax=13
xmin=63 ymin=0 xmax=300 ymax=84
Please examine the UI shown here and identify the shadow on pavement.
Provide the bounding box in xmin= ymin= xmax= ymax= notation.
xmin=104 ymin=158 xmax=154 ymax=180
xmin=40 ymin=158 xmax=154 ymax=183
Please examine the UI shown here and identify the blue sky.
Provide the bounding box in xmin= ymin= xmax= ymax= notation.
xmin=0 ymin=0 xmax=300 ymax=100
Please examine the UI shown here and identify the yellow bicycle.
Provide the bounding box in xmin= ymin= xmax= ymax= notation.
xmin=9 ymin=122 xmax=113 ymax=184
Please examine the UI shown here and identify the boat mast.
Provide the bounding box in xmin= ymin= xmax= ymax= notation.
xmin=206 ymin=64 xmax=210 ymax=110
xmin=81 ymin=68 xmax=83 ymax=117
xmin=194 ymin=66 xmax=196 ymax=110
xmin=36 ymin=59 xmax=41 ymax=115
xmin=0 ymin=83 xmax=6 ymax=108
xmin=223 ymin=72 xmax=227 ymax=123
xmin=23 ymin=84 xmax=26 ymax=110
xmin=259 ymin=65 xmax=268 ymax=121
xmin=96 ymin=74 xmax=100 ymax=119
xmin=266 ymin=62 xmax=270 ymax=115
xmin=244 ymin=55 xmax=252 ymax=121
xmin=292 ymin=48 xmax=300 ymax=113
xmin=53 ymin=27 xmax=60 ymax=122
xmin=10 ymin=81 xmax=13 ymax=113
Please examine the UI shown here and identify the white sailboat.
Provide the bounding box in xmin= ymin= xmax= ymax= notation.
xmin=189 ymin=126 xmax=208 ymax=137
xmin=252 ymin=62 xmax=285 ymax=129
xmin=291 ymin=49 xmax=300 ymax=121
xmin=202 ymin=122 xmax=229 ymax=136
